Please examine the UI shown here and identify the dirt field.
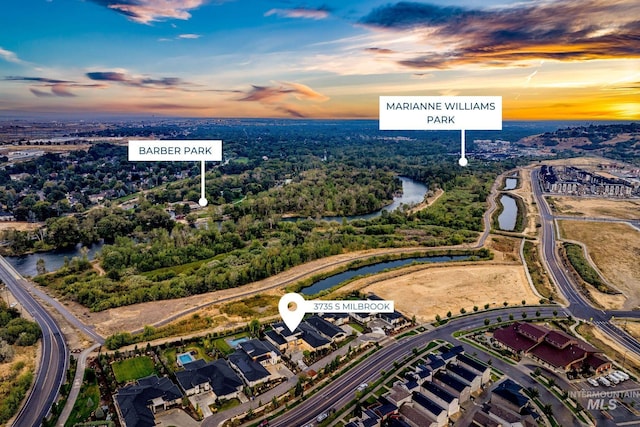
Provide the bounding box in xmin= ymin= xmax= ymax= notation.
xmin=549 ymin=196 xmax=640 ymax=220
xmin=335 ymin=263 xmax=536 ymax=323
xmin=558 ymin=220 xmax=640 ymax=310
xmin=0 ymin=222 xmax=42 ymax=232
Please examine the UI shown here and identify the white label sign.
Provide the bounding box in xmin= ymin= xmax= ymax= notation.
xmin=129 ymin=140 xmax=222 ymax=162
xmin=379 ymin=96 xmax=502 ymax=130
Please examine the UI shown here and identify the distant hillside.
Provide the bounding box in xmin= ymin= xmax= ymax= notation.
xmin=519 ymin=123 xmax=639 ymax=162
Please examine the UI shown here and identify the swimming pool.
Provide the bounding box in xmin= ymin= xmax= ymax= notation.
xmin=177 ymin=352 xmax=196 ymax=366
xmin=227 ymin=337 xmax=249 ymax=348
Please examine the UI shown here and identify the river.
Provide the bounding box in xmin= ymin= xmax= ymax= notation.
xmin=497 ymin=194 xmax=518 ymax=231
xmin=5 ymin=241 xmax=104 ymax=277
xmin=301 ymin=255 xmax=470 ymax=295
xmin=290 ymin=176 xmax=428 ymax=222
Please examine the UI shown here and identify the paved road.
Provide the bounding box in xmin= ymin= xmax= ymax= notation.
xmin=269 ymin=307 xmax=575 ymax=427
xmin=0 ymin=255 xmax=68 ymax=427
xmin=530 ymin=169 xmax=640 ymax=355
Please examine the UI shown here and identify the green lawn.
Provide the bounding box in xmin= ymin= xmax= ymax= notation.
xmin=112 ymin=356 xmax=155 ymax=383
xmin=210 ymin=398 xmax=241 ymax=413
xmin=65 ymin=370 xmax=100 ymax=427
xmin=348 ymin=323 xmax=364 ymax=333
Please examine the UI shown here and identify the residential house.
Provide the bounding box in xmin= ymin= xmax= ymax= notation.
xmin=114 ymin=375 xmax=183 ymax=427
xmin=238 ymin=339 xmax=281 ymax=366
xmin=432 ymin=371 xmax=471 ymax=403
xmin=305 ymin=315 xmax=348 ymax=341
xmin=228 ymin=350 xmax=272 ymax=388
xmin=446 ymin=364 xmax=482 ymax=392
xmin=175 ymin=359 xmax=243 ymax=400
xmin=491 ymin=379 xmax=530 ymax=414
xmin=412 ymin=392 xmax=448 ymax=427
xmin=420 ymin=381 xmax=460 ymax=417
xmin=456 ymin=354 xmax=491 ymax=385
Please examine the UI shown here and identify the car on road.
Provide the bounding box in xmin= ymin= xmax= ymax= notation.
xmin=316 ymin=412 xmax=328 ymax=422
xmin=356 ymin=382 xmax=368 ymax=392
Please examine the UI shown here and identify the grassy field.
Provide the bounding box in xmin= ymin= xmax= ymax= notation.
xmin=111 ymin=356 xmax=155 ymax=383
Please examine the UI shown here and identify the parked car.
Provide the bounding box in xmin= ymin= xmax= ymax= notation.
xmin=607 ymin=374 xmax=620 ymax=384
xmin=615 ymin=370 xmax=630 ymax=380
xmin=587 ymin=377 xmax=599 ymax=387
xmin=598 ymin=376 xmax=611 ymax=387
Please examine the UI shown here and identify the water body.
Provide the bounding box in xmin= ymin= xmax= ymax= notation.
xmin=503 ymin=178 xmax=518 ymax=191
xmin=5 ymin=241 xmax=104 ymax=277
xmin=497 ymin=194 xmax=518 ymax=231
xmin=301 ymin=255 xmax=469 ymax=295
xmin=288 ymin=176 xmax=428 ymax=223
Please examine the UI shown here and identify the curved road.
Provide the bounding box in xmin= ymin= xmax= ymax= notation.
xmin=0 ymin=256 xmax=68 ymax=427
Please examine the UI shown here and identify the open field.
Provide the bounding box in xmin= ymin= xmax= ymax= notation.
xmin=336 ymin=263 xmax=536 ymax=323
xmin=549 ymin=196 xmax=640 ymax=220
xmin=558 ymin=220 xmax=640 ymax=310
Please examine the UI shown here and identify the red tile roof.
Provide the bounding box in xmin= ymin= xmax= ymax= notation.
xmin=584 ymin=354 xmax=610 ymax=371
xmin=544 ymin=330 xmax=575 ymax=349
xmin=530 ymin=342 xmax=587 ymax=369
xmin=493 ymin=323 xmax=538 ymax=353
xmin=517 ymin=322 xmax=548 ymax=342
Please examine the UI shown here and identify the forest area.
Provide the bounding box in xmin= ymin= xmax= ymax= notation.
xmin=3 ymin=120 xmax=527 ymax=311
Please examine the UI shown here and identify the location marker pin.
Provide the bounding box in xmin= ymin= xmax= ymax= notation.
xmin=278 ymin=293 xmax=306 ymax=332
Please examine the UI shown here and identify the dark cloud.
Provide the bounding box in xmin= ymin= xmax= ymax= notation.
xmin=365 ymin=47 xmax=396 ymax=54
xmin=5 ymin=76 xmax=73 ymax=84
xmin=360 ymin=2 xmax=474 ymax=29
xmin=86 ymin=71 xmax=186 ymax=89
xmin=6 ymin=75 xmax=102 ymax=97
xmin=30 ymin=88 xmax=54 ymax=97
xmin=360 ymin=0 xmax=640 ymax=69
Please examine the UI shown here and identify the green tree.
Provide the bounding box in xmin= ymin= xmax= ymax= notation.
xmin=46 ymin=216 xmax=81 ymax=249
xmin=248 ymin=319 xmax=261 ymax=338
xmin=36 ymin=258 xmax=46 ymax=276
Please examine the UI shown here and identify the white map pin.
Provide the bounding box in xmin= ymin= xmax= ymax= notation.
xmin=279 ymin=293 xmax=307 ymax=332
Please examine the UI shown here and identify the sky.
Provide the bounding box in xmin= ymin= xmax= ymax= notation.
xmin=0 ymin=0 xmax=638 ymax=120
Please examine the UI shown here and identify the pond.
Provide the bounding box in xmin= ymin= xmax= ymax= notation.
xmin=497 ymin=194 xmax=518 ymax=231
xmin=300 ymin=255 xmax=470 ymax=295
xmin=503 ymin=177 xmax=518 ymax=191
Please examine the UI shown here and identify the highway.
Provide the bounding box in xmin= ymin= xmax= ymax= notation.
xmin=0 ymin=255 xmax=69 ymax=427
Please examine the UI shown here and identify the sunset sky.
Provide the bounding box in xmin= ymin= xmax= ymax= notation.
xmin=1 ymin=0 xmax=638 ymax=120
